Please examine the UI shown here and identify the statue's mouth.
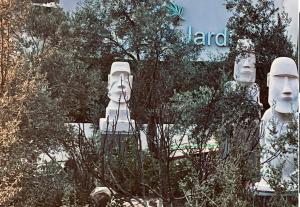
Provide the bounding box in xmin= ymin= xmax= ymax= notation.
xmin=116 ymin=90 xmax=127 ymax=97
xmin=281 ymin=95 xmax=293 ymax=101
xmin=240 ymin=69 xmax=253 ymax=74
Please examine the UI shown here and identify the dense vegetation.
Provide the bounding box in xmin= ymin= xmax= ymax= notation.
xmin=0 ymin=0 xmax=297 ymax=206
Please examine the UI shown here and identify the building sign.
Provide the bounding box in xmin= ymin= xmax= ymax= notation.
xmin=186 ymin=26 xmax=228 ymax=47
xmin=172 ymin=0 xmax=231 ymax=59
xmin=169 ymin=1 xmax=229 ymax=47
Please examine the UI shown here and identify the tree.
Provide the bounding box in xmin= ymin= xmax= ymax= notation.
xmin=0 ymin=2 xmax=76 ymax=206
xmin=0 ymin=0 xmax=30 ymax=93
xmin=0 ymin=53 xmax=75 ymax=206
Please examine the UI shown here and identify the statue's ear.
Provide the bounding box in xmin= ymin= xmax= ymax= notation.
xmin=267 ymin=73 xmax=270 ymax=87
xmin=129 ymin=75 xmax=133 ymax=88
xmin=233 ymin=62 xmax=238 ymax=80
xmin=108 ymin=75 xmax=111 ymax=89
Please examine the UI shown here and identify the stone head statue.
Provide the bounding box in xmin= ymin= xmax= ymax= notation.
xmin=108 ymin=62 xmax=133 ymax=103
xmin=234 ymin=39 xmax=256 ymax=83
xmin=267 ymin=57 xmax=298 ymax=113
xmin=90 ymin=187 xmax=112 ymax=206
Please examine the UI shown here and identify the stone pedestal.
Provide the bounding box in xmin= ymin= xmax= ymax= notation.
xmin=100 ymin=118 xmax=135 ymax=134
xmin=100 ymin=107 xmax=135 ymax=134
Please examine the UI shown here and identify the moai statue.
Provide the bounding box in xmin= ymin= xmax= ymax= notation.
xmin=100 ymin=62 xmax=135 ymax=134
xmin=255 ymin=57 xmax=298 ymax=193
xmin=225 ymin=39 xmax=262 ymax=106
xmin=222 ymin=39 xmax=262 ymax=159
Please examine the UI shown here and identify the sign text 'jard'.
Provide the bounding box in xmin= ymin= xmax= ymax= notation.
xmin=186 ymin=26 xmax=228 ymax=47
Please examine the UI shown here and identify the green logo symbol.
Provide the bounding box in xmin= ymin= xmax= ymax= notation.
xmin=167 ymin=2 xmax=185 ymax=21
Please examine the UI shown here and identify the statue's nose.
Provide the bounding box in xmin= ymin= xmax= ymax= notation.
xmin=118 ymin=84 xmax=125 ymax=89
xmin=120 ymin=73 xmax=125 ymax=81
xmin=282 ymin=77 xmax=292 ymax=95
xmin=117 ymin=73 xmax=126 ymax=88
xmin=243 ymin=58 xmax=251 ymax=68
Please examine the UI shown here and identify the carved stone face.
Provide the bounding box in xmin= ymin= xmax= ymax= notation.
xmin=268 ymin=57 xmax=298 ymax=113
xmin=234 ymin=53 xmax=256 ymax=83
xmin=234 ymin=39 xmax=256 ymax=83
xmin=108 ymin=62 xmax=133 ymax=103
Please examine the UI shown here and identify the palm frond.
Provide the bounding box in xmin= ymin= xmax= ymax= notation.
xmin=167 ymin=2 xmax=185 ymax=21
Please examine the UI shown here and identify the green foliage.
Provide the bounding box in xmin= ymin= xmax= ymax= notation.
xmin=20 ymin=6 xmax=67 ymax=60
xmin=0 ymin=62 xmax=73 ymax=206
xmin=0 ymin=4 xmax=82 ymax=206
xmin=259 ymin=114 xmax=298 ymax=206
xmin=39 ymin=50 xmax=108 ymax=123
xmin=171 ymin=86 xmax=215 ymax=127
xmin=1 ymin=0 xmax=297 ymax=206
xmin=171 ymin=81 xmax=262 ymax=206
xmin=180 ymin=160 xmax=254 ymax=207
